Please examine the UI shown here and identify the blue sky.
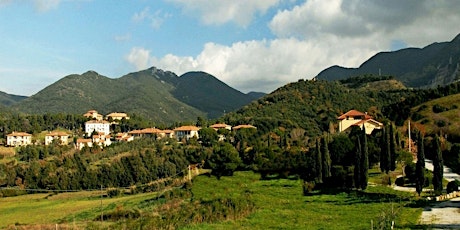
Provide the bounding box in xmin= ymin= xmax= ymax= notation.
xmin=1 ymin=0 xmax=459 ymax=96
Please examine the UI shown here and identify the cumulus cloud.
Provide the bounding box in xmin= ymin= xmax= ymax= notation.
xmin=125 ymin=47 xmax=152 ymax=70
xmin=126 ymin=0 xmax=460 ymax=93
xmin=270 ymin=0 xmax=460 ymax=46
xmin=166 ymin=0 xmax=280 ymax=27
xmin=132 ymin=7 xmax=171 ymax=29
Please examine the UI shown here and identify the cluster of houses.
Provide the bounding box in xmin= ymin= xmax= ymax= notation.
xmin=5 ymin=110 xmax=257 ymax=150
xmin=5 ymin=109 xmax=382 ymax=150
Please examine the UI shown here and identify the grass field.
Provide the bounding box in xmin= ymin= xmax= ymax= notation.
xmin=0 ymin=171 xmax=424 ymax=229
xmin=185 ymin=171 xmax=422 ymax=230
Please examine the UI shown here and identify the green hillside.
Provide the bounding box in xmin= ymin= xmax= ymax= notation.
xmin=223 ymin=77 xmax=412 ymax=137
xmin=317 ymin=33 xmax=460 ymax=88
xmin=411 ymin=93 xmax=460 ymax=136
xmin=0 ymin=91 xmax=27 ymax=106
xmin=173 ymin=71 xmax=255 ymax=118
xmin=11 ymin=67 xmax=260 ymax=123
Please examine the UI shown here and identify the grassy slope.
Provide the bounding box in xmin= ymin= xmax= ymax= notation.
xmin=0 ymin=171 xmax=423 ymax=229
xmin=0 ymin=190 xmax=159 ymax=228
xmin=411 ymin=93 xmax=460 ymax=135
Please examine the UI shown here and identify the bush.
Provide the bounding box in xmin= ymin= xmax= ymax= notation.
xmin=446 ymin=180 xmax=460 ymax=193
xmin=303 ymin=181 xmax=316 ymax=195
xmin=107 ymin=188 xmax=122 ymax=197
xmin=395 ymin=177 xmax=405 ymax=186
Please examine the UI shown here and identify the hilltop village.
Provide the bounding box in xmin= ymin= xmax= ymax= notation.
xmin=5 ymin=109 xmax=257 ymax=150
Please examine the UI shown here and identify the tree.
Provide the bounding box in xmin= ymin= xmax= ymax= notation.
xmin=321 ymin=136 xmax=331 ymax=179
xmin=360 ymin=127 xmax=369 ymax=190
xmin=389 ymin=123 xmax=397 ymax=171
xmin=380 ymin=126 xmax=391 ymax=173
xmin=198 ymin=127 xmax=218 ymax=147
xmin=207 ymin=142 xmax=242 ymax=179
xmin=354 ymin=135 xmax=362 ymax=189
xmin=432 ymin=135 xmax=443 ymax=195
xmin=415 ymin=131 xmax=425 ymax=195
xmin=315 ymin=139 xmax=323 ymax=183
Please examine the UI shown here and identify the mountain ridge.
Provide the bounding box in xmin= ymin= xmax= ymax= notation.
xmin=9 ymin=67 xmax=262 ymax=124
xmin=316 ymin=33 xmax=460 ymax=88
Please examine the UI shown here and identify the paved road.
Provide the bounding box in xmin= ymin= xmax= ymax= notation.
xmin=419 ymin=160 xmax=460 ymax=228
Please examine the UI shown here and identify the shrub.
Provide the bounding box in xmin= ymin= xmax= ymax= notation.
xmin=395 ymin=177 xmax=405 ymax=186
xmin=446 ymin=180 xmax=460 ymax=193
xmin=302 ymin=181 xmax=316 ymax=195
xmin=107 ymin=188 xmax=122 ymax=197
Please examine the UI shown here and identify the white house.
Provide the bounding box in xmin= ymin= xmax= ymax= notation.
xmin=174 ymin=126 xmax=200 ymax=140
xmin=337 ymin=110 xmax=383 ymax=134
xmin=76 ymin=138 xmax=93 ymax=150
xmin=45 ymin=131 xmax=70 ymax=145
xmin=6 ymin=132 xmax=32 ymax=147
xmin=83 ymin=110 xmax=103 ymax=121
xmin=85 ymin=120 xmax=110 ymax=136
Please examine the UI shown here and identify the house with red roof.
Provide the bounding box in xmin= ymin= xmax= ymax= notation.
xmin=174 ymin=125 xmax=200 ymax=140
xmin=337 ymin=110 xmax=383 ymax=134
xmin=6 ymin=132 xmax=32 ymax=147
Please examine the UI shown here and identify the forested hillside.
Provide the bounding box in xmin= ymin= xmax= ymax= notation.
xmin=223 ymin=76 xmax=412 ymax=138
xmin=11 ymin=67 xmax=261 ymax=123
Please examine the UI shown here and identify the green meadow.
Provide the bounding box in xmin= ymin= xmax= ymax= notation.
xmin=0 ymin=171 xmax=423 ymax=229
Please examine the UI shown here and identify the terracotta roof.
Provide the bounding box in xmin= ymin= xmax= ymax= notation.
xmin=141 ymin=128 xmax=162 ymax=134
xmin=46 ymin=131 xmax=69 ymax=136
xmin=7 ymin=132 xmax=32 ymax=136
xmin=174 ymin=126 xmax=201 ymax=131
xmin=210 ymin=123 xmax=230 ymax=129
xmin=161 ymin=129 xmax=174 ymax=134
xmin=76 ymin=138 xmax=92 ymax=143
xmin=85 ymin=120 xmax=110 ymax=124
xmin=128 ymin=130 xmax=143 ymax=135
xmin=106 ymin=112 xmax=128 ymax=117
xmin=337 ymin=110 xmax=372 ymax=120
xmin=233 ymin=124 xmax=256 ymax=130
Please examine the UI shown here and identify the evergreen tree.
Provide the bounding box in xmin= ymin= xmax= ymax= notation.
xmin=354 ymin=135 xmax=362 ymax=189
xmin=432 ymin=135 xmax=444 ymax=195
xmin=360 ymin=127 xmax=369 ymax=190
xmin=415 ymin=131 xmax=425 ymax=195
xmin=315 ymin=139 xmax=323 ymax=183
xmin=389 ymin=123 xmax=397 ymax=171
xmin=380 ymin=126 xmax=390 ymax=173
xmin=321 ymin=136 xmax=331 ymax=179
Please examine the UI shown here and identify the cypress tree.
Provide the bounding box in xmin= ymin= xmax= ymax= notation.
xmin=361 ymin=127 xmax=369 ymax=190
xmin=432 ymin=135 xmax=444 ymax=195
xmin=354 ymin=135 xmax=362 ymax=189
xmin=389 ymin=123 xmax=397 ymax=171
xmin=321 ymin=136 xmax=332 ymax=179
xmin=316 ymin=139 xmax=323 ymax=183
xmin=380 ymin=125 xmax=390 ymax=173
xmin=415 ymin=131 xmax=425 ymax=195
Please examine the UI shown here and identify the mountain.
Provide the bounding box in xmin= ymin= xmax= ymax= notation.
xmin=172 ymin=71 xmax=257 ymax=118
xmin=11 ymin=67 xmax=262 ymax=123
xmin=0 ymin=91 xmax=27 ymax=106
xmin=316 ymin=33 xmax=460 ymax=88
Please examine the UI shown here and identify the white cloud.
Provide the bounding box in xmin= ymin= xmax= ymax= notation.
xmin=132 ymin=7 xmax=170 ymax=29
xmin=126 ymin=0 xmax=460 ymax=93
xmin=167 ymin=0 xmax=281 ymax=27
xmin=125 ymin=47 xmax=152 ymax=70
xmin=114 ymin=33 xmax=131 ymax=42
xmin=33 ymin=0 xmax=61 ymax=12
xmin=269 ymin=0 xmax=460 ymax=46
